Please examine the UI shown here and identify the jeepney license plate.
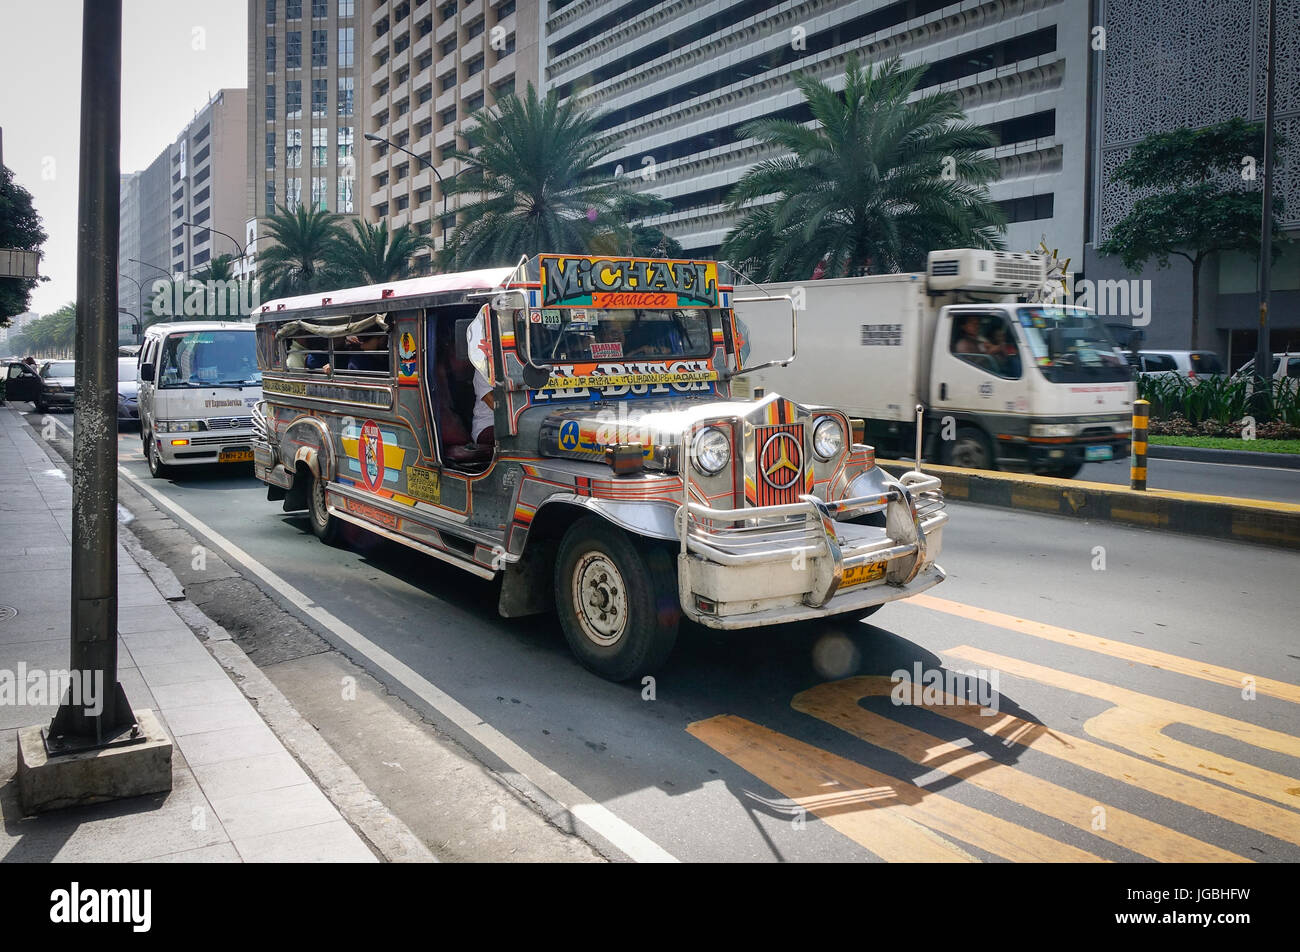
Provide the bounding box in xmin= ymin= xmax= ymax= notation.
xmin=219 ymin=449 xmax=254 ymax=463
xmin=1085 ymin=445 xmax=1113 ymax=462
xmin=841 ymin=561 xmax=887 ymax=588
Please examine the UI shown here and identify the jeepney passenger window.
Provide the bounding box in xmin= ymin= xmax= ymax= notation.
xmin=333 ymin=327 xmax=391 ymax=376
xmin=283 ymin=333 xmax=331 ymax=372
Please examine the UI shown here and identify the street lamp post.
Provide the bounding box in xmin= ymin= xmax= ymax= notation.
xmin=129 ymin=258 xmax=184 ymax=322
xmin=118 ymin=271 xmax=144 ymax=344
xmin=363 ymin=133 xmax=453 ymax=241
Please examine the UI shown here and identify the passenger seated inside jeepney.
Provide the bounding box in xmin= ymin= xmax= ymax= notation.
xmin=286 ymin=336 xmax=329 ymax=371
xmin=431 ymin=312 xmax=494 ymax=466
xmin=330 ymin=330 xmax=390 ymax=374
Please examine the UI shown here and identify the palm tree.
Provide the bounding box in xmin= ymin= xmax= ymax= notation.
xmin=192 ymin=253 xmax=235 ymax=284
xmin=325 ymin=219 xmax=431 ymax=285
xmin=438 ymin=83 xmax=631 ymax=268
xmin=256 ymin=204 xmax=345 ymax=298
xmin=722 ymin=55 xmax=1006 ymax=280
xmin=590 ymin=192 xmax=685 ymax=259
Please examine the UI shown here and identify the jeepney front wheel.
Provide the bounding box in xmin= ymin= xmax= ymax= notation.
xmin=309 ymin=470 xmax=341 ymax=545
xmin=555 ymin=517 xmax=679 ymax=681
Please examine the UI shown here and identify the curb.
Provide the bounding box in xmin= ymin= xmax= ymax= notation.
xmin=876 ymin=459 xmax=1300 ymax=550
xmin=1147 ymin=443 xmax=1300 ymax=470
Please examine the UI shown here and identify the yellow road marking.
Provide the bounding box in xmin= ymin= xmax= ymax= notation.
xmin=906 ymin=593 xmax=1300 ymax=705
xmin=947 ymin=646 xmax=1300 ymax=807
xmin=688 ymin=715 xmax=1105 ymax=863
xmin=820 ymin=674 xmax=1300 ymax=846
xmin=792 ymin=678 xmax=1247 ymax=863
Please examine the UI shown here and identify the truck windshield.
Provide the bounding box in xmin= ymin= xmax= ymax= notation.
xmin=521 ymin=308 xmax=712 ymax=364
xmin=1016 ymin=306 xmax=1131 ymax=383
xmin=158 ymin=330 xmax=261 ymax=388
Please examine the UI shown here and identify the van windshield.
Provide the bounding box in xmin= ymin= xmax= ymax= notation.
xmin=520 ymin=308 xmax=712 ymax=364
xmin=158 ymin=330 xmax=261 ymax=388
xmin=1015 ymin=306 xmax=1131 ymax=383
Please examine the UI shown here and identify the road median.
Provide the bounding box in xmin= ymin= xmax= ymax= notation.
xmin=877 ymin=459 xmax=1300 ymax=550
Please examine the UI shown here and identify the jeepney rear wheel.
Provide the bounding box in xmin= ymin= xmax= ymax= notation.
xmin=555 ymin=517 xmax=679 ymax=681
xmin=309 ymin=470 xmax=341 ymax=545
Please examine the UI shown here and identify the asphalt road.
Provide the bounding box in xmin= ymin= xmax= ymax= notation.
xmin=72 ymin=412 xmax=1300 ymax=863
xmin=1078 ymin=454 xmax=1300 ymax=503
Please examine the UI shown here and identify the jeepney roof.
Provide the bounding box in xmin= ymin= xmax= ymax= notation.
xmin=254 ymin=267 xmax=516 ymax=323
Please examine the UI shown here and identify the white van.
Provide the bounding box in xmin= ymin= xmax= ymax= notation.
xmin=1135 ymin=350 xmax=1225 ymax=380
xmin=137 ymin=321 xmax=262 ymax=478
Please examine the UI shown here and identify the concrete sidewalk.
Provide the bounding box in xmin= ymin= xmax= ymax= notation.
xmin=0 ymin=405 xmax=380 ymax=861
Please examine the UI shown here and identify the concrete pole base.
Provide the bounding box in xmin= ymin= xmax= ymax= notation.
xmin=15 ymin=708 xmax=173 ymax=814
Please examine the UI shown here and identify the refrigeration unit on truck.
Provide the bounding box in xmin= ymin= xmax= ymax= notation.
xmin=732 ymin=250 xmax=1136 ymax=479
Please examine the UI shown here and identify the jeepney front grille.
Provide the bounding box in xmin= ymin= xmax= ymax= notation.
xmin=751 ymin=423 xmax=806 ymax=508
xmin=208 ymin=416 xmax=253 ymax=429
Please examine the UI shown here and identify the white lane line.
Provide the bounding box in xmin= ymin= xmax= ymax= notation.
xmin=118 ymin=464 xmax=678 ymax=864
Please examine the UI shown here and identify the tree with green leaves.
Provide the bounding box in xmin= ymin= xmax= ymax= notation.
xmin=1098 ymin=117 xmax=1286 ymax=349
xmin=0 ymin=166 xmax=48 ymax=325
xmin=192 ymin=254 xmax=235 ymax=284
xmin=325 ymin=219 xmax=431 ymax=285
xmin=722 ymin=55 xmax=1005 ymax=280
xmin=21 ymin=303 xmax=76 ymax=356
xmin=438 ymin=84 xmax=633 ymax=268
xmin=590 ymin=192 xmax=685 ymax=259
xmin=256 ymin=204 xmax=345 ymax=298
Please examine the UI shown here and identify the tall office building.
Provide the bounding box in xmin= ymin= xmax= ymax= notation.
xmin=167 ymin=89 xmax=250 ymax=276
xmin=546 ymin=0 xmax=1092 ymax=265
xmin=1086 ymin=0 xmax=1298 ymax=359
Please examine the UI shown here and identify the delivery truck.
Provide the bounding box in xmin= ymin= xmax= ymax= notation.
xmin=730 ymin=249 xmax=1136 ymax=478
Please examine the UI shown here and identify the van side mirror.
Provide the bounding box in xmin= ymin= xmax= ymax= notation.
xmin=140 ymin=362 xmax=155 ymax=381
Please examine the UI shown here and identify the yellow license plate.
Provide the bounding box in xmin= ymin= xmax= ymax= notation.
xmin=219 ymin=449 xmax=254 ymax=463
xmin=841 ymin=561 xmax=887 ymax=588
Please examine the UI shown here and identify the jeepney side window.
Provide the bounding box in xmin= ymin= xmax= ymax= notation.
xmin=332 ymin=324 xmax=391 ymax=377
xmin=282 ymin=328 xmax=331 ymax=372
xmin=259 ymin=325 xmax=282 ymax=370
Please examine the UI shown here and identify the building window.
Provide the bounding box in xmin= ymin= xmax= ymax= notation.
xmin=338 ymin=76 xmax=354 ymax=116
xmin=416 ymin=119 xmax=433 ymax=138
xmin=265 ymin=84 xmax=277 ymax=120
xmin=396 ymin=195 xmax=409 ymax=212
xmin=194 ymin=185 xmax=210 ymax=204
xmin=495 ymin=33 xmax=515 ymax=61
xmin=492 ymin=78 xmax=513 ymax=101
xmin=311 ymin=0 xmax=327 ymax=18
xmin=312 ymin=78 xmax=328 ymax=116
xmin=337 ymin=176 xmax=354 ymax=213
xmin=265 ymin=35 xmax=276 ymax=71
xmin=194 ymin=144 xmax=210 ymax=165
xmin=396 ymin=97 xmax=410 ymax=117
xmin=418 ymin=84 xmax=434 ymax=105
xmin=286 ymin=0 xmax=301 ymax=18
xmin=267 ymin=0 xmax=277 ymax=24
xmin=286 ymin=177 xmax=302 ymax=212
xmin=393 ymin=33 xmax=410 ymax=55
xmin=312 ymin=29 xmax=328 ymax=67
xmin=439 ymin=106 xmax=456 ymax=125
xmin=338 ymin=27 xmax=354 ymax=67
xmin=266 ymin=132 xmax=276 ymax=168
xmin=416 ymin=50 xmax=433 ymax=71
xmin=439 ymin=71 xmax=456 ymax=93
xmin=286 ymin=80 xmax=302 ymax=119
xmin=286 ymin=128 xmax=303 ymax=167
xmin=312 ymin=127 xmax=328 ymax=167
xmin=464 ymin=91 xmax=483 ymax=112
xmin=312 ymin=176 xmax=328 ymax=211
xmin=337 ymin=126 xmax=354 ymax=168
xmin=467 ymin=18 xmax=484 ymax=40
xmin=416 ymin=186 xmax=431 ymax=204
xmin=440 ymin=3 xmax=457 ymax=23
xmin=339 ymin=0 xmax=354 ymax=16
xmin=286 ymin=31 xmax=302 ymax=68
xmin=439 ymin=36 xmax=456 ymax=57
xmin=265 ymin=180 xmax=276 ymax=215
xmin=466 ymin=55 xmax=483 ymax=77
xmin=496 ymin=0 xmax=515 ymax=18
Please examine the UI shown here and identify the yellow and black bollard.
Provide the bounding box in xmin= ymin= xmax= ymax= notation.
xmin=1130 ymin=399 xmax=1149 ymax=490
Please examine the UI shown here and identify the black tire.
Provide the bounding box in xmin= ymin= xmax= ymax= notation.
xmin=146 ymin=435 xmax=172 ymax=479
xmin=941 ymin=426 xmax=996 ymax=470
xmin=554 ymin=517 xmax=680 ymax=681
xmin=33 ymin=399 xmax=47 ymax=413
xmin=308 ymin=470 xmax=341 ymax=545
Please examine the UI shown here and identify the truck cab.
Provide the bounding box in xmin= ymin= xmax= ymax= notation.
xmin=252 ymin=254 xmax=948 ymax=680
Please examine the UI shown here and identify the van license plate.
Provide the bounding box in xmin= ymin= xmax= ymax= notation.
xmin=219 ymin=449 xmax=254 ymax=463
xmin=841 ymin=561 xmax=887 ymax=588
xmin=1085 ymin=445 xmax=1113 ymax=462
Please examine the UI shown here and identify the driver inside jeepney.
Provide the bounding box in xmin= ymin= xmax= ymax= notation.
xmin=525 ymin=308 xmax=710 ymax=363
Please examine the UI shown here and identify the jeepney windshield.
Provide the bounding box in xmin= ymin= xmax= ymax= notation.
xmin=158 ymin=330 xmax=262 ymax=388
xmin=1015 ymin=306 xmax=1131 ymax=384
xmin=520 ymin=308 xmax=712 ymax=364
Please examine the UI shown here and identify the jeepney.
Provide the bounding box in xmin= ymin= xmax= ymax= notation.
xmin=251 ymin=254 xmax=948 ymax=680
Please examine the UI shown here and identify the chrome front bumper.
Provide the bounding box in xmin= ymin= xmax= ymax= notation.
xmin=676 ymin=471 xmax=947 ymax=629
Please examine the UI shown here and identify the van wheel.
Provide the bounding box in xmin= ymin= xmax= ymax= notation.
xmin=942 ymin=427 xmax=995 ymax=470
xmin=308 ymin=471 xmax=341 ymax=545
xmin=555 ymin=517 xmax=679 ymax=681
xmin=147 ymin=437 xmax=172 ymax=479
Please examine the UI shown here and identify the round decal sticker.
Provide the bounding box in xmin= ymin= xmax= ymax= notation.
xmin=359 ymin=420 xmax=385 ymax=492
xmin=529 ymin=310 xmax=543 ymax=324
xmin=398 ymin=332 xmax=417 ymax=378
xmin=558 ymin=420 xmax=580 ymax=451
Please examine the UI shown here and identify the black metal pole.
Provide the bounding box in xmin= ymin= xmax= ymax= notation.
xmin=364 ymin=133 xmax=450 ymax=238
xmin=50 ymin=0 xmax=130 ymax=744
xmin=1254 ymin=0 xmax=1276 ymax=415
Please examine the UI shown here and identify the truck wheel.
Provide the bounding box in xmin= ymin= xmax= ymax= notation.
xmin=555 ymin=517 xmax=679 ymax=681
xmin=147 ymin=437 xmax=172 ymax=479
xmin=308 ymin=471 xmax=341 ymax=545
xmin=942 ymin=427 xmax=995 ymax=470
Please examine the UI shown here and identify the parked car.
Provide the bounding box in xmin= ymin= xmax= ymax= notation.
xmin=1135 ymin=350 xmax=1225 ymax=381
xmin=32 ymin=360 xmax=76 ymax=412
xmin=117 ymin=356 xmax=140 ymax=426
xmin=1233 ymin=352 xmax=1300 ymax=382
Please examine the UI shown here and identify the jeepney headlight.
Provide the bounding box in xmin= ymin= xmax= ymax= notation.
xmin=692 ymin=426 xmax=731 ymax=475
xmin=1029 ymin=423 xmax=1076 ymax=438
xmin=158 ymin=419 xmax=206 ymax=433
xmin=812 ymin=417 xmax=844 ymax=460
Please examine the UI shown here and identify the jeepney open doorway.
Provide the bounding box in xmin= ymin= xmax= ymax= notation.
xmin=427 ymin=304 xmax=494 ymax=470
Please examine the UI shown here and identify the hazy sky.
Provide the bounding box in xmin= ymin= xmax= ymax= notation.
xmin=1 ymin=1 xmax=248 ymax=315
